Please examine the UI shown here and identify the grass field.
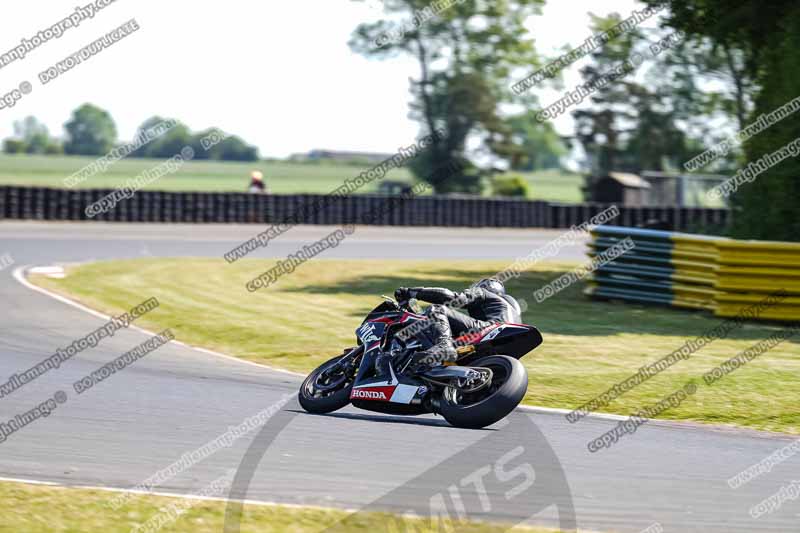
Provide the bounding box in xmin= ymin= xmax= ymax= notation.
xmin=0 ymin=154 xmax=583 ymax=201
xmin=32 ymin=258 xmax=800 ymax=434
xmin=517 ymin=169 xmax=583 ymax=203
xmin=0 ymin=154 xmax=413 ymax=194
xmin=0 ymin=481 xmax=563 ymax=533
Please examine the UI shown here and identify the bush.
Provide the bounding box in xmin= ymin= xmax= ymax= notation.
xmin=3 ymin=139 xmax=26 ymax=154
xmin=491 ymin=175 xmax=530 ymax=197
xmin=44 ymin=142 xmax=64 ymax=155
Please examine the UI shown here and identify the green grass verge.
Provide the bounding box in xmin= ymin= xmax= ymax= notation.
xmin=31 ymin=258 xmax=800 ymax=434
xmin=0 ymin=481 xmax=564 ymax=533
xmin=0 ymin=154 xmax=583 ymax=201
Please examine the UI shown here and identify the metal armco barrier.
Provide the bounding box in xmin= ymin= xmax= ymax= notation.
xmin=0 ymin=186 xmax=731 ymax=231
xmin=586 ymin=226 xmax=800 ymax=321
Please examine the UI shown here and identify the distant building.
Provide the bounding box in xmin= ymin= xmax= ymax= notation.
xmin=640 ymin=171 xmax=729 ymax=207
xmin=295 ymin=149 xmax=396 ymax=164
xmin=590 ymin=172 xmax=652 ymax=206
xmin=589 ymin=171 xmax=729 ymax=207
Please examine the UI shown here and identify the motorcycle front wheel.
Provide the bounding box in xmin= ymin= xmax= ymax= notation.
xmin=438 ymin=355 xmax=528 ymax=429
xmin=298 ymin=349 xmax=359 ymax=414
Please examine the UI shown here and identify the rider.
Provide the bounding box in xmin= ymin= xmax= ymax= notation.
xmin=378 ymin=278 xmax=522 ymax=375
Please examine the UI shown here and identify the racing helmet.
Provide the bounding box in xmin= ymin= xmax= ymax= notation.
xmin=472 ymin=278 xmax=505 ymax=295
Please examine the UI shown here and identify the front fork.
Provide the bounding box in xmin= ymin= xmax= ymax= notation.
xmin=331 ymin=345 xmax=363 ymax=378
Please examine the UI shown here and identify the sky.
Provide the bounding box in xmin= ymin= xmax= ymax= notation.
xmin=0 ymin=0 xmax=657 ymax=159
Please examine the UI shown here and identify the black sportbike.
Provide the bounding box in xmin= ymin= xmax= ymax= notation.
xmin=299 ymin=297 xmax=542 ymax=429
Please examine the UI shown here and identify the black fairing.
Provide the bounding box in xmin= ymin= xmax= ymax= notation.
xmin=364 ymin=300 xmax=402 ymax=320
xmin=462 ymin=325 xmax=543 ymax=363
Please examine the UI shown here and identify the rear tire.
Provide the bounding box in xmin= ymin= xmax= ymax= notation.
xmin=439 ymin=355 xmax=528 ymax=429
xmin=298 ymin=352 xmax=356 ymax=414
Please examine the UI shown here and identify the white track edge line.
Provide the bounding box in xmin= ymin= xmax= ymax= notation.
xmin=0 ymin=475 xmax=359 ymax=513
xmin=517 ymin=404 xmax=631 ymax=422
xmin=12 ymin=265 xmax=304 ymax=378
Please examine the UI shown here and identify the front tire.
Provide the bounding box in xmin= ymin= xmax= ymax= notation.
xmin=439 ymin=355 xmax=528 ymax=429
xmin=298 ymin=352 xmax=356 ymax=414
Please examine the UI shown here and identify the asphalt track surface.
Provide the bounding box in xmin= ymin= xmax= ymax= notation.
xmin=1 ymin=222 xmax=798 ymax=532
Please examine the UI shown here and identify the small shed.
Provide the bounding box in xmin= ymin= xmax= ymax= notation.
xmin=590 ymin=172 xmax=652 ymax=206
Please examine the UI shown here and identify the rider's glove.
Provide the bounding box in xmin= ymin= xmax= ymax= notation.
xmin=395 ymin=287 xmax=412 ymax=302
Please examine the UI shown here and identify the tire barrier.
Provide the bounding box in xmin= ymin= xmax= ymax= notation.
xmin=586 ymin=226 xmax=800 ymax=321
xmin=0 ymin=186 xmax=731 ymax=231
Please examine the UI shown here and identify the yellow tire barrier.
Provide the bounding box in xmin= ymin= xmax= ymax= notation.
xmin=589 ymin=226 xmax=800 ymax=321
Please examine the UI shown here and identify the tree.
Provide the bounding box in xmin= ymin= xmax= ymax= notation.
xmin=63 ymin=104 xmax=117 ymax=156
xmin=571 ymin=13 xmax=642 ymax=179
xmin=149 ymin=123 xmax=192 ymax=159
xmin=3 ymin=139 xmax=26 ymax=154
xmin=214 ymin=135 xmax=259 ymax=161
xmin=647 ymin=35 xmax=754 ymax=174
xmin=506 ymin=113 xmax=567 ymax=171
xmin=642 ymin=0 xmax=800 ymax=241
xmin=2 ymin=116 xmax=62 ymax=155
xmin=131 ymin=119 xmax=260 ymax=162
xmin=350 ymin=0 xmax=545 ymax=194
xmin=130 ymin=116 xmax=191 ymax=158
xmin=570 ymin=13 xmax=719 ymax=199
xmin=13 ymin=117 xmax=51 ymax=154
xmin=188 ymin=129 xmax=216 ymax=160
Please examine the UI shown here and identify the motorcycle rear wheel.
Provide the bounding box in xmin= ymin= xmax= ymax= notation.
xmin=438 ymin=355 xmax=528 ymax=429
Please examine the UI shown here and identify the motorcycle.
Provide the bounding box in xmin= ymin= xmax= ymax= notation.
xmin=298 ymin=296 xmax=543 ymax=429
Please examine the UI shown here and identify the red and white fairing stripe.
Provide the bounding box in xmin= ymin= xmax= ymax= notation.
xmin=454 ymin=323 xmax=501 ymax=345
xmin=350 ymin=362 xmax=418 ymax=403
